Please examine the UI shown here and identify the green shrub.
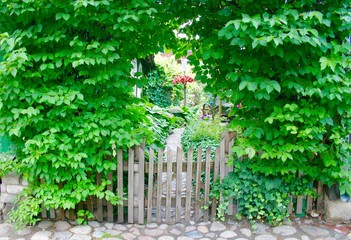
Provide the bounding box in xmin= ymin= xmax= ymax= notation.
xmin=181 ymin=118 xmax=227 ymax=156
xmin=211 ymin=158 xmax=315 ymax=226
xmin=143 ymin=70 xmax=172 ymax=108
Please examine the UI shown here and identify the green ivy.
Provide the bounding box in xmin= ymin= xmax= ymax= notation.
xmin=211 ymin=159 xmax=315 ymax=226
xmin=181 ymin=118 xmax=228 ymax=159
xmin=143 ymin=70 xmax=172 ymax=108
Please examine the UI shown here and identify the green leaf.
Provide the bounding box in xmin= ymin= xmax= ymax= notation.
xmin=271 ymin=81 xmax=281 ymax=93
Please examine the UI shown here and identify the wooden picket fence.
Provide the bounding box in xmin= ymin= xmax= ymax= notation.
xmin=42 ymin=132 xmax=322 ymax=223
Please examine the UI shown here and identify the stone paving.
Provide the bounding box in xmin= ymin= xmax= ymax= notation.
xmin=0 ymin=217 xmax=351 ymax=240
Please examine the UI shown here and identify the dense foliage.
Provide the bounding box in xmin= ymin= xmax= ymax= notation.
xmin=212 ymin=159 xmax=315 ymax=225
xmin=181 ymin=118 xmax=227 ymax=156
xmin=0 ymin=0 xmax=175 ymax=227
xmin=175 ymin=1 xmax=351 ymax=195
xmin=143 ymin=70 xmax=172 ymax=108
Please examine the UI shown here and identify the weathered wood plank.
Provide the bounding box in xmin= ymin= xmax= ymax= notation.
xmin=156 ymin=149 xmax=163 ymax=224
xmin=296 ymin=196 xmax=303 ymax=214
xmin=185 ymin=148 xmax=194 ymax=222
xmin=96 ymin=173 xmax=103 ymax=221
xmin=175 ymin=147 xmax=183 ymax=222
xmin=138 ymin=147 xmax=145 ymax=224
xmin=117 ymin=150 xmax=124 ymax=223
xmin=128 ymin=148 xmax=134 ymax=223
xmin=166 ymin=149 xmax=173 ymax=224
xmin=219 ymin=138 xmax=226 ymax=218
xmin=107 ymin=171 xmax=114 ymax=222
xmin=211 ymin=148 xmax=220 ymax=220
xmin=316 ymin=181 xmax=324 ymax=212
xmin=306 ymin=195 xmax=313 ymax=213
xmin=204 ymin=147 xmax=211 ymax=221
xmin=147 ymin=149 xmax=155 ymax=223
xmin=288 ymin=196 xmax=293 ymax=214
xmin=194 ymin=148 xmax=202 ymax=222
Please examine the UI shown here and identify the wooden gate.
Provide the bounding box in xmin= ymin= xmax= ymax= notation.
xmin=42 ymin=132 xmax=320 ymax=223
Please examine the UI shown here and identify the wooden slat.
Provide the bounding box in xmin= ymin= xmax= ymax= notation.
xmin=138 ymin=147 xmax=145 ymax=224
xmin=166 ymin=149 xmax=173 ymax=223
xmin=156 ymin=149 xmax=163 ymax=224
xmin=128 ymin=148 xmax=134 ymax=223
xmin=204 ymin=147 xmax=211 ymax=221
xmin=306 ymin=195 xmax=313 ymax=213
xmin=87 ymin=197 xmax=94 ymax=217
xmin=316 ymin=181 xmax=324 ymax=212
xmin=211 ymin=148 xmax=220 ymax=219
xmin=49 ymin=208 xmax=56 ymax=219
xmin=227 ymin=139 xmax=234 ymax=216
xmin=185 ymin=148 xmax=193 ymax=222
xmin=288 ymin=196 xmax=293 ymax=214
xmin=117 ymin=150 xmax=124 ymax=223
xmin=219 ymin=138 xmax=226 ymax=218
xmin=175 ymin=147 xmax=183 ymax=222
xmin=42 ymin=206 xmax=48 ymax=218
xmin=147 ymin=149 xmax=155 ymax=223
xmin=296 ymin=196 xmax=303 ymax=214
xmin=194 ymin=148 xmax=202 ymax=222
xmin=96 ymin=173 xmax=103 ymax=221
xmin=107 ymin=171 xmax=114 ymax=222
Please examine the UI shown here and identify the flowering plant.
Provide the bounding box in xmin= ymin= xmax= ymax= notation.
xmin=172 ymin=75 xmax=194 ymax=86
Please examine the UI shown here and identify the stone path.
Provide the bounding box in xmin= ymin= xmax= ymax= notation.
xmin=0 ymin=217 xmax=351 ymax=240
xmin=165 ymin=128 xmax=184 ymax=154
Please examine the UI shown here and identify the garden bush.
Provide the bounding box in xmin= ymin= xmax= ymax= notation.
xmin=181 ymin=117 xmax=228 ymax=156
xmin=212 ymin=159 xmax=315 ymax=226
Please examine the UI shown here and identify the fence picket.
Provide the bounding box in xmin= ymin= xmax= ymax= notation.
xmin=175 ymin=147 xmax=183 ymax=222
xmin=147 ymin=149 xmax=155 ymax=223
xmin=219 ymin=138 xmax=226 ymax=218
xmin=156 ymin=149 xmax=163 ymax=223
xmin=211 ymin=148 xmax=220 ymax=220
xmin=107 ymin=171 xmax=114 ymax=222
xmin=166 ymin=149 xmax=173 ymax=223
xmin=117 ymin=150 xmax=124 ymax=223
xmin=194 ymin=148 xmax=202 ymax=222
xmin=138 ymin=147 xmax=145 ymax=224
xmin=128 ymin=148 xmax=134 ymax=223
xmin=185 ymin=148 xmax=193 ymax=222
xmin=204 ymin=147 xmax=211 ymax=221
xmin=96 ymin=173 xmax=103 ymax=221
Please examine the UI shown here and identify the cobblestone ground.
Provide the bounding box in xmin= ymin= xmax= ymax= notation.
xmin=0 ymin=217 xmax=351 ymax=240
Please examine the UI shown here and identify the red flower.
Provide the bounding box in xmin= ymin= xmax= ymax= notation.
xmin=172 ymin=75 xmax=194 ymax=86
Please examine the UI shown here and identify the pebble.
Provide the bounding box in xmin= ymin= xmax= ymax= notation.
xmin=54 ymin=221 xmax=71 ymax=231
xmin=220 ymin=230 xmax=237 ymax=238
xmin=37 ymin=220 xmax=53 ymax=229
xmin=53 ymin=231 xmax=73 ymax=240
xmin=70 ymin=225 xmax=92 ymax=235
xmin=300 ymin=225 xmax=330 ymax=236
xmin=197 ymin=225 xmax=209 ymax=233
xmin=69 ymin=234 xmax=91 ymax=240
xmin=17 ymin=227 xmax=32 ymax=236
xmin=272 ymin=225 xmax=297 ymax=235
xmin=210 ymin=222 xmax=226 ymax=231
xmin=185 ymin=230 xmax=203 ymax=238
xmin=31 ymin=230 xmax=53 ymax=240
xmin=240 ymin=228 xmax=252 ymax=237
xmin=0 ymin=224 xmax=10 ymax=235
xmin=254 ymin=234 xmax=277 ymax=240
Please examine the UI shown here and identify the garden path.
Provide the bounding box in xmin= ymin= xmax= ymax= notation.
xmin=165 ymin=127 xmax=184 ymax=156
